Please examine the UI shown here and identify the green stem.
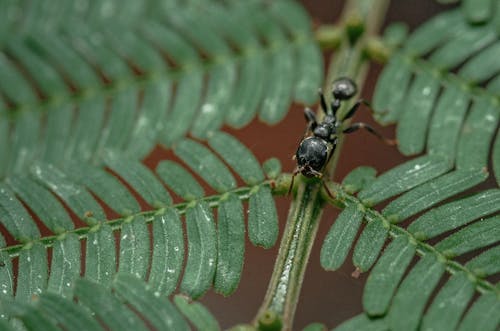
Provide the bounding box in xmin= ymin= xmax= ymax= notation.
xmin=254 ymin=0 xmax=390 ymax=329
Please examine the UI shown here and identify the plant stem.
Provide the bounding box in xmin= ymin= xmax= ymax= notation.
xmin=254 ymin=1 xmax=390 ymax=329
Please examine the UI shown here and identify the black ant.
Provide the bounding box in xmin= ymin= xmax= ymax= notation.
xmin=289 ymin=77 xmax=396 ymax=197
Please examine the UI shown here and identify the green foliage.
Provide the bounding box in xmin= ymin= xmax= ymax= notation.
xmin=0 ymin=0 xmax=499 ymax=330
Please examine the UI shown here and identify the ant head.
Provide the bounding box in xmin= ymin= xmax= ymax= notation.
xmin=332 ymin=77 xmax=357 ymax=100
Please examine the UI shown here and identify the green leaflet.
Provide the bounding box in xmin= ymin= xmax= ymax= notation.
xmin=0 ymin=54 xmax=38 ymax=103
xmin=7 ymin=175 xmax=74 ymax=232
xmin=113 ymin=274 xmax=190 ymax=331
xmin=462 ymin=0 xmax=495 ymax=23
xmin=104 ymin=152 xmax=172 ymax=208
xmin=396 ymin=69 xmax=440 ymax=155
xmin=465 ymin=245 xmax=500 ymax=277
xmin=426 ymin=84 xmax=469 ymax=159
xmin=149 ymin=210 xmax=184 ymax=295
xmin=333 ymin=314 xmax=388 ymax=331
xmin=85 ymin=223 xmax=116 ymax=286
xmin=352 ymin=216 xmax=388 ymax=272
xmin=382 ymin=169 xmax=488 ymax=222
xmin=341 ymin=166 xmax=377 ymax=194
xmin=9 ymin=109 xmax=42 ymax=173
xmin=387 ymin=254 xmax=445 ymax=331
xmin=0 ymin=250 xmax=14 ymax=297
xmin=47 ymin=233 xmax=80 ymax=298
xmin=456 ymin=98 xmax=499 ymax=170
xmin=214 ymin=193 xmax=245 ymax=296
xmin=408 ymin=189 xmax=500 ymax=240
xmin=363 ymin=235 xmax=416 ymax=316
xmin=64 ymin=161 xmax=140 ymax=216
xmin=16 ymin=242 xmax=48 ymax=303
xmin=0 ymin=183 xmax=39 ymax=241
xmin=320 ymin=203 xmax=364 ymax=271
xmin=156 ymin=160 xmax=204 ymax=201
xmin=181 ymin=201 xmax=217 ymax=299
xmin=31 ymin=162 xmax=105 ymax=222
xmin=118 ymin=216 xmax=150 ymax=280
xmin=457 ymin=292 xmax=500 ymax=331
xmin=37 ymin=293 xmax=104 ymax=331
xmin=74 ymin=279 xmax=148 ymax=330
xmin=358 ymin=155 xmax=451 ymax=206
xmin=208 ymin=132 xmax=265 ymax=185
xmin=34 ymin=292 xmax=104 ymax=331
xmin=0 ymin=298 xmax=58 ymax=330
xmin=435 ymin=215 xmax=500 ymax=258
xmin=248 ymin=186 xmax=279 ymax=248
xmin=493 ymin=129 xmax=500 ymax=185
xmin=174 ymin=295 xmax=221 ymax=331
xmin=459 ymin=42 xmax=500 ymax=83
xmin=420 ymin=272 xmax=474 ymax=331
xmin=175 ymin=139 xmax=237 ymax=193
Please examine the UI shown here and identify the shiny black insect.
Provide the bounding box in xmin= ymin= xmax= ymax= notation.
xmin=290 ymin=77 xmax=396 ymax=195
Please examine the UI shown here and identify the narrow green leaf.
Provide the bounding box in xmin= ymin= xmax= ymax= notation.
xmin=64 ymin=97 xmax=105 ymax=162
xmin=149 ymin=209 xmax=184 ymax=295
xmin=47 ymin=233 xmax=80 ymax=298
xmin=75 ymin=278 xmax=148 ymax=330
xmin=341 ymin=166 xmax=377 ymax=194
xmin=291 ymin=41 xmax=323 ymax=104
xmin=403 ymin=10 xmax=463 ymax=55
xmin=104 ymin=152 xmax=172 ymax=207
xmin=465 ymin=245 xmax=500 ymax=277
xmin=262 ymin=158 xmax=282 ymax=179
xmin=191 ymin=64 xmax=236 ymax=139
xmin=363 ymin=235 xmax=416 ymax=316
xmin=41 ymin=104 xmax=73 ymax=164
xmin=1 ymin=299 xmax=58 ymax=331
xmin=64 ymin=161 xmax=140 ymax=216
xmin=358 ymin=155 xmax=451 ymax=206
xmin=98 ymin=87 xmax=137 ymax=152
xmin=126 ymin=80 xmax=171 ymax=159
xmin=372 ymin=55 xmax=412 ymax=123
xmin=174 ymin=295 xmax=221 ymax=331
xmin=118 ymin=216 xmax=150 ymax=280
xmin=333 ymin=314 xmax=388 ymax=331
xmin=493 ymin=128 xmax=500 ymax=186
xmin=0 ymin=183 xmax=39 ymax=241
xmin=31 ymin=162 xmax=105 ymax=221
xmin=175 ymin=139 xmax=236 ymax=193
xmin=459 ymin=42 xmax=500 ymax=83
xmin=181 ymin=202 xmax=217 ymax=299
xmin=113 ymin=274 xmax=189 ymax=331
xmin=382 ymin=169 xmax=487 ymax=222
xmin=156 ymin=160 xmax=204 ymax=200
xmin=0 ymin=116 xmax=9 ymax=177
xmin=388 ymin=254 xmax=445 ymax=331
xmin=85 ymin=223 xmax=116 ymax=285
xmin=320 ymin=203 xmax=364 ymax=270
xmin=408 ymin=189 xmax=500 ymax=240
xmin=248 ymin=186 xmax=279 ymax=248
xmin=208 ymin=132 xmax=265 ymax=185
xmin=353 ymin=217 xmax=388 ymax=272
xmin=396 ymin=70 xmax=440 ymax=155
xmin=426 ymin=84 xmax=469 ymax=158
xmin=429 ymin=24 xmax=495 ymax=69
xmin=7 ymin=175 xmax=74 ymax=232
xmin=421 ymin=272 xmax=475 ymax=331
xmin=435 ymin=215 xmax=500 ymax=258
xmin=462 ymin=0 xmax=494 ymax=23
xmin=16 ymin=243 xmax=48 ymax=303
xmin=457 ymin=292 xmax=500 ymax=331
xmin=162 ymin=71 xmax=203 ymax=146
xmin=10 ymin=111 xmax=41 ymax=172
xmin=37 ymin=293 xmax=104 ymax=331
xmin=214 ymin=193 xmax=245 ymax=296
xmin=456 ymin=98 xmax=499 ymax=170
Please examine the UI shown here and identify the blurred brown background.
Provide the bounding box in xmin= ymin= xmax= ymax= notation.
xmin=196 ymin=1 xmax=451 ymax=329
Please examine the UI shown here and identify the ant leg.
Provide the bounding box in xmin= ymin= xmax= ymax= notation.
xmin=343 ymin=99 xmax=373 ymax=120
xmin=288 ymin=168 xmax=301 ymax=195
xmin=318 ymin=89 xmax=328 ymax=114
xmin=304 ymin=107 xmax=317 ymax=130
xmin=343 ymin=122 xmax=397 ymax=146
xmin=322 ymin=182 xmax=335 ymax=200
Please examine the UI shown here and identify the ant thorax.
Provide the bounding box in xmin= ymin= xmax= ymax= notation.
xmin=313 ymin=114 xmax=337 ymax=141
